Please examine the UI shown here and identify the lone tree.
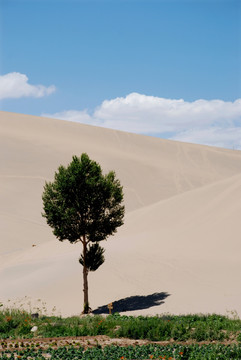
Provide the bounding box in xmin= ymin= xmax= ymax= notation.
xmin=42 ymin=153 xmax=125 ymax=313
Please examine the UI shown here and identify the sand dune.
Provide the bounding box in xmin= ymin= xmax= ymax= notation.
xmin=1 ymin=111 xmax=241 ymax=317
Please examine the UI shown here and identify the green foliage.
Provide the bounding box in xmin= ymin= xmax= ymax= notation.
xmin=1 ymin=308 xmax=241 ymax=343
xmin=1 ymin=344 xmax=241 ymax=360
xmin=108 ymin=313 xmax=236 ymax=342
xmin=42 ymin=153 xmax=125 ymax=312
xmin=42 ymin=153 xmax=125 ymax=244
xmin=79 ymin=243 xmax=105 ymax=271
xmin=0 ymin=308 xmax=34 ymax=339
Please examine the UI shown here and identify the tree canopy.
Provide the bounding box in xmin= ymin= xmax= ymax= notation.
xmin=42 ymin=153 xmax=125 ymax=313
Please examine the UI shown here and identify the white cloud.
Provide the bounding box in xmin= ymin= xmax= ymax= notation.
xmin=0 ymin=72 xmax=56 ymax=99
xmin=43 ymin=92 xmax=241 ymax=150
xmin=43 ymin=110 xmax=93 ymax=124
xmin=92 ymin=93 xmax=241 ymax=133
xmin=171 ymin=127 xmax=241 ymax=150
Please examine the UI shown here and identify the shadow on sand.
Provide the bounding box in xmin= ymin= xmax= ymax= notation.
xmin=93 ymin=292 xmax=170 ymax=314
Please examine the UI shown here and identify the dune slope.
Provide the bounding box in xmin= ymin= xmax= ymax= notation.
xmin=1 ymin=111 xmax=241 ymax=316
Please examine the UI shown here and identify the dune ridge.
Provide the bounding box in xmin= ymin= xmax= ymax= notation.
xmin=1 ymin=111 xmax=241 ymax=317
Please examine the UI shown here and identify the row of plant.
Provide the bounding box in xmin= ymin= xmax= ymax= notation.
xmin=1 ymin=308 xmax=241 ymax=342
xmin=1 ymin=344 xmax=241 ymax=360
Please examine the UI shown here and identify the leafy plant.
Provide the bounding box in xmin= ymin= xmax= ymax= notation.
xmin=1 ymin=344 xmax=241 ymax=360
xmin=1 ymin=308 xmax=241 ymax=343
xmin=42 ymin=154 xmax=125 ymax=313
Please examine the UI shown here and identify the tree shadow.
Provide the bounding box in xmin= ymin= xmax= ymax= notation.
xmin=93 ymin=292 xmax=170 ymax=314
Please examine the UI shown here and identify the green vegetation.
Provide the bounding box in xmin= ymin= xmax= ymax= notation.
xmin=42 ymin=153 xmax=125 ymax=313
xmin=1 ymin=344 xmax=241 ymax=359
xmin=1 ymin=308 xmax=241 ymax=359
xmin=1 ymin=308 xmax=241 ymax=342
xmin=110 ymin=313 xmax=241 ymax=342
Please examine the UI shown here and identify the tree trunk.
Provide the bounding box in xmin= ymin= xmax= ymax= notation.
xmin=82 ymin=235 xmax=89 ymax=314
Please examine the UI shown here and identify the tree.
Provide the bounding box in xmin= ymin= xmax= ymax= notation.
xmin=42 ymin=153 xmax=125 ymax=313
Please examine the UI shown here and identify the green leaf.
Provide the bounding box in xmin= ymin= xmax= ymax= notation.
xmin=79 ymin=243 xmax=105 ymax=272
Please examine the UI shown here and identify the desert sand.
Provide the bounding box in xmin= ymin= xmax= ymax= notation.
xmin=1 ymin=111 xmax=241 ymax=317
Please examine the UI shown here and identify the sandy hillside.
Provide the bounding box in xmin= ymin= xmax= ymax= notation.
xmin=1 ymin=111 xmax=241 ymax=317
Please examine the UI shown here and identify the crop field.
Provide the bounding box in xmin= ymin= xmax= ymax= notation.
xmin=1 ymin=308 xmax=241 ymax=359
xmin=1 ymin=344 xmax=241 ymax=359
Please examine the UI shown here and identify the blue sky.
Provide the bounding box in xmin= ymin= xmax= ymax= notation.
xmin=1 ymin=0 xmax=241 ymax=149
